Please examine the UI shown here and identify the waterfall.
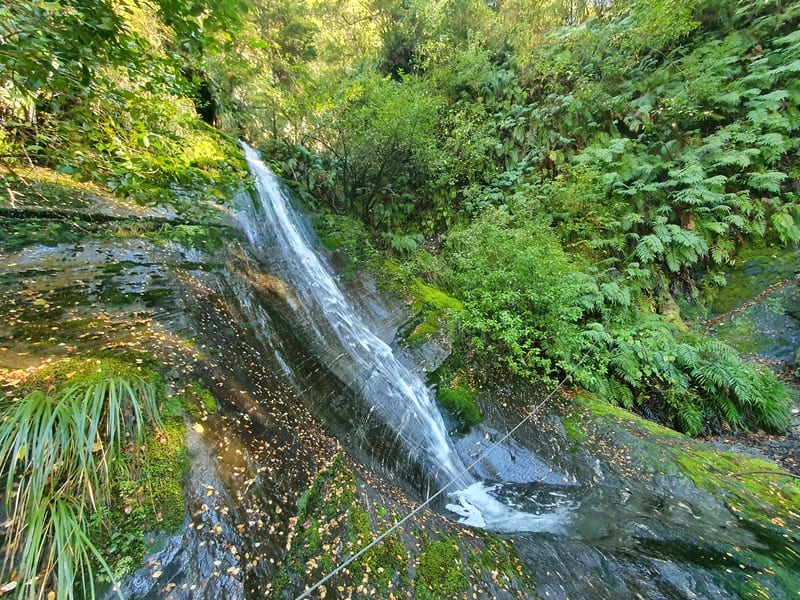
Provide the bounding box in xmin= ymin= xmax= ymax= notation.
xmin=239 ymin=143 xmax=469 ymax=489
xmin=238 ymin=143 xmax=572 ymax=533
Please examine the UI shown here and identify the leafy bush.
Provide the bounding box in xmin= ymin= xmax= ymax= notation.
xmin=440 ymin=203 xmax=791 ymax=434
xmin=443 ymin=207 xmax=599 ymax=378
xmin=0 ymin=0 xmax=246 ymax=209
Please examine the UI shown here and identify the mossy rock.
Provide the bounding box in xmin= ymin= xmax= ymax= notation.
xmin=432 ymin=365 xmax=483 ymax=431
xmin=270 ymin=456 xmax=408 ymax=599
xmin=575 ymin=392 xmax=800 ymax=598
xmin=437 ymin=386 xmax=482 ymax=431
xmin=415 ymin=536 xmax=469 ymax=599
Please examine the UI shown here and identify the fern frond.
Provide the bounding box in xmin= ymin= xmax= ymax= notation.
xmin=748 ymin=170 xmax=787 ymax=192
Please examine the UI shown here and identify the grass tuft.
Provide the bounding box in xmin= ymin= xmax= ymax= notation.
xmin=0 ymin=366 xmax=161 ymax=599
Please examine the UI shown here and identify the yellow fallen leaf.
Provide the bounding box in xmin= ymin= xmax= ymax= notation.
xmin=192 ymin=423 xmax=205 ymax=434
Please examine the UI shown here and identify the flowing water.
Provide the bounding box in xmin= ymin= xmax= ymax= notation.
xmin=238 ymin=143 xmax=573 ymax=533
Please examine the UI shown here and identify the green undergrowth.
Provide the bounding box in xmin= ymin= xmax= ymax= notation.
xmin=313 ymin=213 xmax=380 ymax=276
xmin=572 ymin=392 xmax=800 ymax=599
xmin=0 ymin=166 xmax=110 ymax=210
xmin=0 ymin=353 xmax=193 ymax=599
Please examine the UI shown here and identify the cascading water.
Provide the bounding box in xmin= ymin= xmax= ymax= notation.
xmin=239 ymin=143 xmax=572 ymax=532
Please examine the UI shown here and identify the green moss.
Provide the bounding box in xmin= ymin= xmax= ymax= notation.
xmin=710 ymin=315 xmax=765 ymax=355
xmin=0 ymin=217 xmax=89 ymax=251
xmin=431 ymin=365 xmax=482 ymax=431
xmin=272 ymin=456 xmax=408 ymax=598
xmin=438 ymin=387 xmax=482 ymax=430
xmin=412 ymin=280 xmax=464 ymax=313
xmin=348 ymin=506 xmax=407 ymax=593
xmin=560 ymin=412 xmax=585 ymax=452
xmin=140 ymin=288 xmax=172 ymax=307
xmin=468 ymin=535 xmax=531 ymax=589
xmin=578 ymin=393 xmax=685 ymax=439
xmin=180 ymin=382 xmax=218 ymax=418
xmin=142 ymin=417 xmax=188 ymax=530
xmin=710 ymin=246 xmax=799 ymax=316
xmin=416 ymin=536 xmax=469 ymax=599
xmin=272 ymin=456 xmax=359 ymax=595
xmin=90 ymin=416 xmax=188 ymax=581
xmin=398 ymin=279 xmax=463 ymax=346
xmin=149 ymin=223 xmax=225 ymax=254
xmin=676 ymin=448 xmax=800 ymax=597
xmin=96 ymin=284 xmax=140 ymax=307
xmin=677 ymin=449 xmax=800 ymax=526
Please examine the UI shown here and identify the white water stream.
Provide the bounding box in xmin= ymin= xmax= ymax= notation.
xmin=239 ymin=143 xmax=571 ymax=532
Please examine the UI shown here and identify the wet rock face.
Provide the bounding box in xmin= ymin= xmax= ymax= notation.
xmin=514 ymin=534 xmax=739 ymax=600
xmin=106 ymin=416 xmax=281 ymax=600
xmin=706 ymin=246 xmax=800 ymax=369
xmin=0 ymin=230 xmax=342 ymax=598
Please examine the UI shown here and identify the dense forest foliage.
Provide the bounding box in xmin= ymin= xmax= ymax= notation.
xmin=2 ymin=0 xmax=798 ymax=437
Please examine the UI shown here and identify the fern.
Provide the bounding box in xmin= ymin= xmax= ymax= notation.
xmin=748 ymin=170 xmax=787 ymax=192
xmin=610 ymin=342 xmax=643 ymax=386
xmin=635 ymin=234 xmax=665 ymax=263
xmin=600 ymin=281 xmax=631 ymax=307
xmin=667 ymin=391 xmax=703 ymax=436
xmin=608 ymin=379 xmax=635 ymax=410
xmin=668 ymin=164 xmax=706 ymax=186
xmin=771 ymin=210 xmax=800 ymax=243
